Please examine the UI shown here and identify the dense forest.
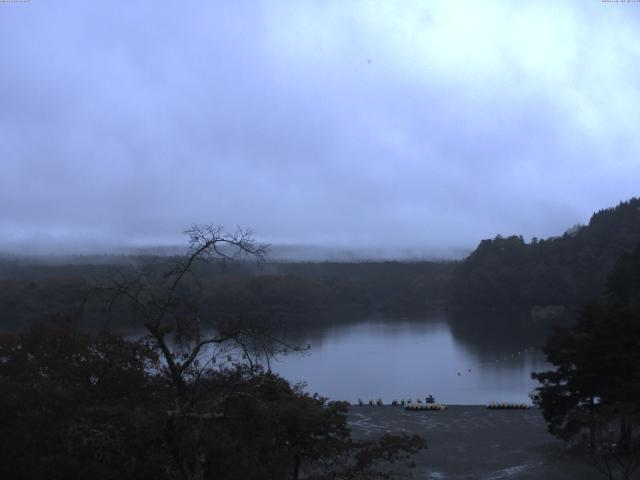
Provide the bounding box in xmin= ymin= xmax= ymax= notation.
xmin=0 ymin=259 xmax=454 ymax=330
xmin=451 ymin=197 xmax=640 ymax=308
xmin=1 ymin=198 xmax=640 ymax=330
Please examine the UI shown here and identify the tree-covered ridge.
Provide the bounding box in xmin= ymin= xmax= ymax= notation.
xmin=451 ymin=197 xmax=640 ymax=307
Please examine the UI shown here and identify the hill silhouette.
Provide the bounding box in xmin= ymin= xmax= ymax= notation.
xmin=451 ymin=197 xmax=640 ymax=307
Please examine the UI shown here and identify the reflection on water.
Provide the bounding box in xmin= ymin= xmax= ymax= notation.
xmin=273 ymin=313 xmax=551 ymax=405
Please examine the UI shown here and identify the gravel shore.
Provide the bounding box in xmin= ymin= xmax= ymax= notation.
xmin=347 ymin=405 xmax=601 ymax=480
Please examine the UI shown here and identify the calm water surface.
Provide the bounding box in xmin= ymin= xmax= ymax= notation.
xmin=271 ymin=315 xmax=550 ymax=405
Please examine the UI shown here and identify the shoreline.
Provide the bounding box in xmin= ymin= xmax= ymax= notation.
xmin=346 ymin=405 xmax=600 ymax=480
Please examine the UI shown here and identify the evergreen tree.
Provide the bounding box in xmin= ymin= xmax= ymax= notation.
xmin=532 ymin=244 xmax=640 ymax=478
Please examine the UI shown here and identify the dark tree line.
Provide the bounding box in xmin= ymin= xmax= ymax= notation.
xmin=0 ymin=259 xmax=454 ymax=331
xmin=3 ymin=197 xmax=640 ymax=330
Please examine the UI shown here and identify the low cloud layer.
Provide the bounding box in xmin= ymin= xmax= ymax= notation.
xmin=1 ymin=1 xmax=639 ymax=257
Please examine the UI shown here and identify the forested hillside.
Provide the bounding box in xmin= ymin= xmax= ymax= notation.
xmin=3 ymin=198 xmax=640 ymax=329
xmin=0 ymin=260 xmax=454 ymax=330
xmin=451 ymin=197 xmax=640 ymax=307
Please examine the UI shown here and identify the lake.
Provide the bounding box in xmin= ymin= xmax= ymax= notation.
xmin=270 ymin=313 xmax=551 ymax=405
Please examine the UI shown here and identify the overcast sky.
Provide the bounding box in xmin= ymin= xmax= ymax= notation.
xmin=1 ymin=1 xmax=639 ymax=257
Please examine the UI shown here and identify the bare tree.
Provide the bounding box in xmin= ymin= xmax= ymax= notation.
xmin=86 ymin=225 xmax=298 ymax=480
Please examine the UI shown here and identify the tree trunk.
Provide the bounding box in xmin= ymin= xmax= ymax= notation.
xmin=589 ymin=395 xmax=596 ymax=453
xmin=292 ymin=453 xmax=301 ymax=480
xmin=620 ymin=417 xmax=631 ymax=452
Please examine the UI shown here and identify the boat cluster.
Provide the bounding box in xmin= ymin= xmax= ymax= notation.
xmin=486 ymin=402 xmax=530 ymax=409
xmin=391 ymin=396 xmax=436 ymax=406
xmin=356 ymin=396 xmax=438 ymax=407
xmin=404 ymin=402 xmax=447 ymax=411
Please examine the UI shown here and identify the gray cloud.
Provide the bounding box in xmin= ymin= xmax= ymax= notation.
xmin=1 ymin=1 xmax=639 ymax=256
